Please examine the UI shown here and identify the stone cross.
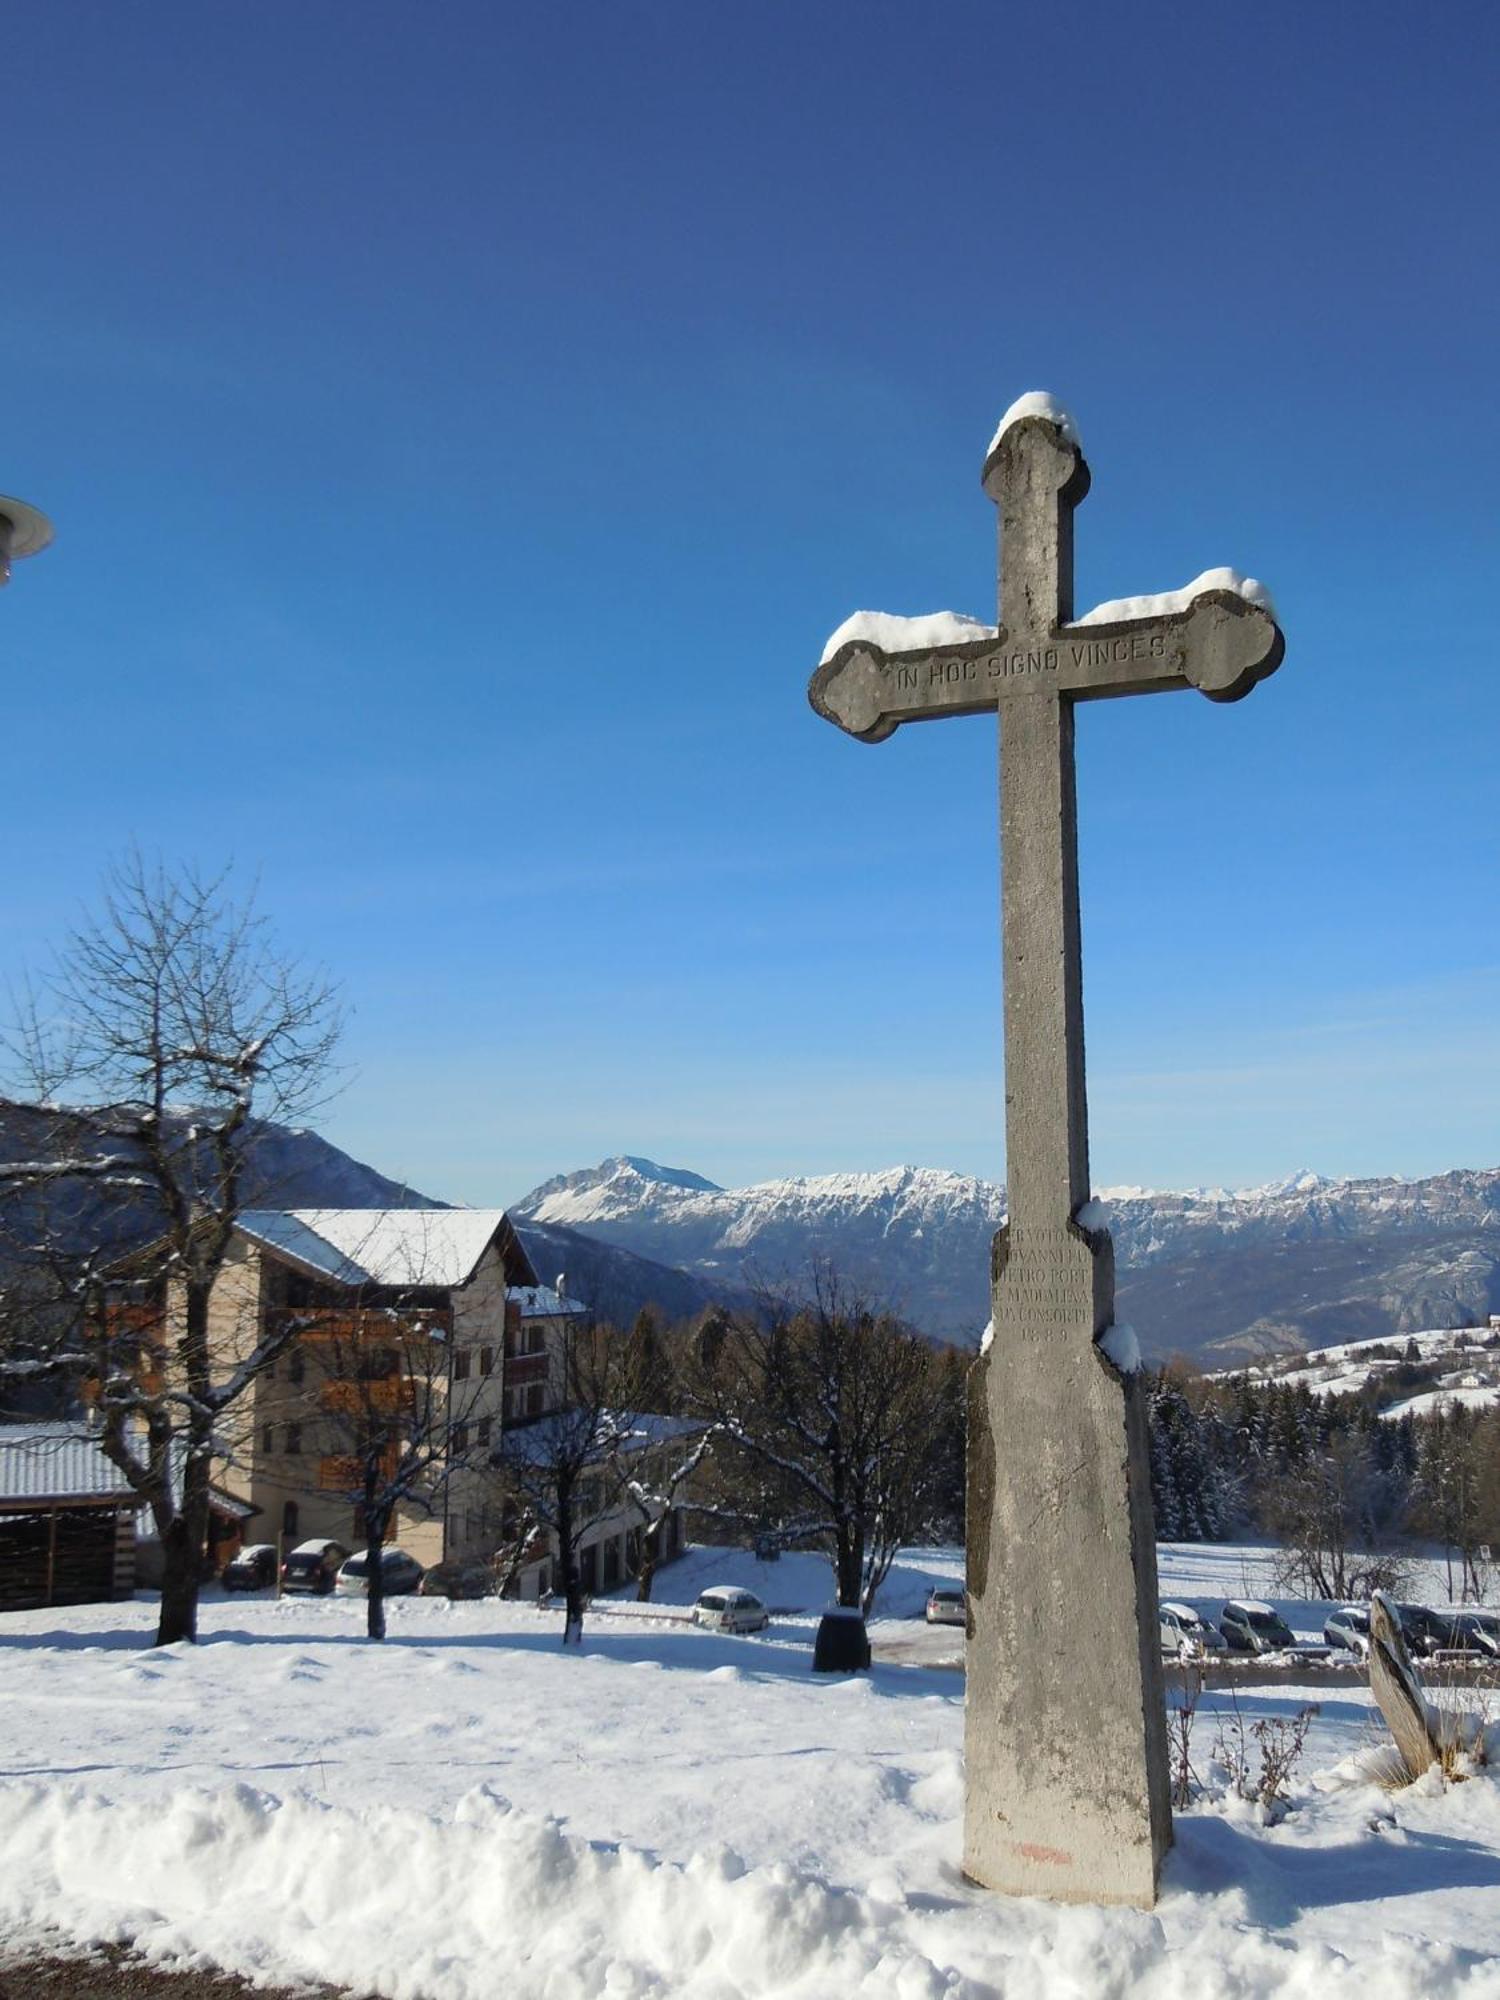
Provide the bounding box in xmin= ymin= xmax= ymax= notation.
xmin=808 ymin=394 xmax=1284 ymax=1909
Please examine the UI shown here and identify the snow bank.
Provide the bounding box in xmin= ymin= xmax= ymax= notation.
xmin=7 ymin=1770 xmax=1500 ymax=2000
xmin=818 ymin=608 xmax=995 ymax=666
xmin=1074 ymin=567 xmax=1276 ymax=628
xmin=987 ymin=390 xmax=1082 ymax=455
xmin=0 ymin=1779 xmax=958 ymax=2000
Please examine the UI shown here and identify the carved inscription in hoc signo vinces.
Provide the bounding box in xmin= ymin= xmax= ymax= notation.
xmin=891 ymin=629 xmax=1170 ymax=693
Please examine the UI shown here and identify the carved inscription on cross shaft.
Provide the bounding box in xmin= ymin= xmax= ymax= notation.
xmin=996 ymin=1226 xmax=1097 ymax=1334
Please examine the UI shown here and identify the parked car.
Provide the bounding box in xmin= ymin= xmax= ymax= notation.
xmin=221 ymin=1544 xmax=277 ymax=1592
xmin=1443 ymin=1610 xmax=1500 ymax=1658
xmin=1323 ymin=1605 xmax=1371 ymax=1656
xmin=1159 ymin=1602 xmax=1226 ymax=1659
xmin=335 ymin=1548 xmax=425 ymax=1598
xmin=1219 ymin=1600 xmax=1297 ymax=1653
xmin=280 ymin=1538 xmax=348 ymax=1594
xmin=926 ymin=1587 xmax=966 ymax=1627
xmin=419 ymin=1558 xmax=495 ymax=1600
xmin=692 ymin=1586 xmax=769 ymax=1634
xmin=1395 ymin=1603 xmax=1451 ymax=1657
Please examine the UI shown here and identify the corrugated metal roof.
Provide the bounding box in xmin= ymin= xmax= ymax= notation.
xmin=0 ymin=1423 xmax=135 ymax=1503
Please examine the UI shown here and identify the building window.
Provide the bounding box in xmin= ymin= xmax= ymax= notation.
xmin=288 ymin=1349 xmax=305 ymax=1386
xmin=479 ymin=1346 xmax=494 ymax=1377
xmin=282 ymin=1501 xmax=299 ymax=1539
xmin=477 ymin=1416 xmax=492 ymax=1448
xmin=261 ymin=1424 xmax=274 ymax=1455
xmin=451 ymin=1421 xmax=470 ymax=1454
xmin=286 ymin=1422 xmax=302 ymax=1456
xmin=453 ymin=1348 xmax=471 ymax=1382
xmin=527 ymin=1326 xmax=546 ymax=1356
xmin=526 ymin=1383 xmax=544 ymax=1418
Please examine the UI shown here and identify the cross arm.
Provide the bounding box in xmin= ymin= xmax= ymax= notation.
xmin=807 ymin=578 xmax=1282 ymax=743
xmin=808 ymin=631 xmax=1006 ymax=742
xmin=1057 ymin=582 xmax=1284 ymax=705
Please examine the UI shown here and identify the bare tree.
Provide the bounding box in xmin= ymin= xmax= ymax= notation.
xmin=1267 ymin=1432 xmax=1410 ymax=1602
xmin=692 ymin=1271 xmax=948 ymax=1614
xmin=0 ymin=855 xmax=340 ymax=1645
xmin=611 ymin=1420 xmax=715 ymax=1602
xmin=290 ymin=1295 xmax=496 ymax=1641
xmin=493 ymin=1319 xmax=633 ymax=1645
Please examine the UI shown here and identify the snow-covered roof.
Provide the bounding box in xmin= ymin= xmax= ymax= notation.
xmin=511 ymin=1284 xmax=589 ymax=1321
xmin=1159 ymin=1602 xmax=1200 ymax=1621
xmin=1226 ymin=1599 xmax=1275 ymax=1617
xmin=0 ymin=1423 xmax=135 ymax=1504
xmin=496 ymin=1410 xmax=703 ymax=1468
xmin=239 ymin=1209 xmax=521 ymax=1291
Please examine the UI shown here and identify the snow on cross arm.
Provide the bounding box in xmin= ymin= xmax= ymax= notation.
xmin=818 ymin=608 xmax=996 ymax=667
xmin=1073 ymin=568 xmax=1277 ymax=628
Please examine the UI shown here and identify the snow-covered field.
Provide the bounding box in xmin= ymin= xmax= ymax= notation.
xmin=3 ymin=1545 xmax=1500 ymax=1997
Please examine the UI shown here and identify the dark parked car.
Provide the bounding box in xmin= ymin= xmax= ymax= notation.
xmin=280 ymin=1538 xmax=348 ymax=1594
xmin=419 ymin=1558 xmax=495 ymax=1600
xmin=1394 ymin=1603 xmax=1451 ymax=1657
xmin=1219 ymin=1600 xmax=1297 ymax=1653
xmin=222 ymin=1544 xmax=277 ymax=1592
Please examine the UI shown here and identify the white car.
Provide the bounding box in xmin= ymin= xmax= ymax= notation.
xmin=692 ymin=1586 xmax=770 ymax=1634
xmin=1323 ymin=1605 xmax=1371 ymax=1656
xmin=925 ymin=1587 xmax=966 ymax=1627
xmin=334 ymin=1548 xmax=426 ymax=1598
xmin=1159 ymin=1601 xmax=1225 ymax=1659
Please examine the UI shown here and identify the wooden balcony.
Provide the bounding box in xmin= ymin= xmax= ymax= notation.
xmin=319 ymin=1448 xmax=399 ymax=1492
xmin=103 ymin=1303 xmax=165 ymax=1339
xmin=320 ymin=1378 xmax=417 ymax=1416
xmin=505 ymin=1352 xmax=549 ymax=1387
xmin=268 ymin=1306 xmax=452 ymax=1345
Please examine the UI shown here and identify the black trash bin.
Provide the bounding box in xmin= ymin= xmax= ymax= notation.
xmin=813 ymin=1607 xmax=871 ymax=1672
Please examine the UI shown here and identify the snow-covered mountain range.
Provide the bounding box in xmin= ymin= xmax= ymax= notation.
xmin=513 ymin=1156 xmax=1500 ymax=1362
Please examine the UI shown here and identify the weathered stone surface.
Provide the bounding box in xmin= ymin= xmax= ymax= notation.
xmin=807 ymin=396 xmax=1284 ymax=1909
xmin=1370 ymin=1591 xmax=1442 ymax=1781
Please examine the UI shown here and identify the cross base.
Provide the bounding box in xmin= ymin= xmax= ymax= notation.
xmin=964 ymin=1222 xmax=1171 ymax=1907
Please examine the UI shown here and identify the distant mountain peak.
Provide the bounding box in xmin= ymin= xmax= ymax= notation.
xmin=610 ymin=1156 xmax=724 ymax=1193
xmin=514 ymin=1155 xmax=723 ymax=1218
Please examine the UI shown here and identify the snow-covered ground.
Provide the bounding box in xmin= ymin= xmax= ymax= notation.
xmin=3 ymin=1545 xmax=1500 ymax=1997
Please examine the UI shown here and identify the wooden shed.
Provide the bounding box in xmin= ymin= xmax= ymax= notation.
xmin=0 ymin=1423 xmax=137 ymax=1611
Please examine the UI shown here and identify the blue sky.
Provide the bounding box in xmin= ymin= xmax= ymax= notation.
xmin=2 ymin=3 xmax=1496 ymax=1204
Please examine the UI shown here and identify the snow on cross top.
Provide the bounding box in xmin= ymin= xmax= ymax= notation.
xmin=986 ymin=390 xmax=1081 ymax=456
